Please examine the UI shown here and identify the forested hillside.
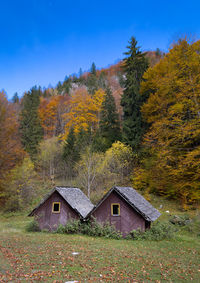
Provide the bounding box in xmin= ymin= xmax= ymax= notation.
xmin=0 ymin=37 xmax=199 ymax=211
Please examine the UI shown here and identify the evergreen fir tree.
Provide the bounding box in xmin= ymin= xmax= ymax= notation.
xmin=43 ymin=88 xmax=50 ymax=97
xmin=62 ymin=128 xmax=80 ymax=178
xmin=87 ymin=62 xmax=98 ymax=94
xmin=79 ymin=68 xmax=83 ymax=78
xmin=91 ymin=62 xmax=97 ymax=76
xmin=117 ymin=71 xmax=125 ymax=88
xmin=99 ymin=87 xmax=121 ymax=149
xmin=121 ymin=37 xmax=149 ymax=149
xmin=19 ymin=86 xmax=43 ymax=159
xmin=76 ymin=127 xmax=93 ymax=150
xmin=62 ymin=76 xmax=72 ymax=94
xmin=62 ymin=127 xmax=79 ymax=162
xmin=12 ymin=92 xmax=19 ymax=103
xmin=56 ymin=81 xmax=63 ymax=94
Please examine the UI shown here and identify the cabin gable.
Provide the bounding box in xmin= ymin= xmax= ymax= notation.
xmin=92 ymin=191 xmax=146 ymax=236
xmin=33 ymin=191 xmax=79 ymax=231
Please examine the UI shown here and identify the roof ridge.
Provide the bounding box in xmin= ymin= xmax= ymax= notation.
xmin=56 ymin=186 xmax=79 ymax=188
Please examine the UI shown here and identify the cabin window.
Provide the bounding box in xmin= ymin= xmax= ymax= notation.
xmin=111 ymin=203 xmax=120 ymax=216
xmin=52 ymin=202 xmax=60 ymax=213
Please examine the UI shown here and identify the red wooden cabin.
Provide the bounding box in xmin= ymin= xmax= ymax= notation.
xmin=88 ymin=186 xmax=161 ymax=236
xmin=29 ymin=187 xmax=94 ymax=231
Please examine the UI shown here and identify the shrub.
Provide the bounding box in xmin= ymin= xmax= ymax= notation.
xmin=65 ymin=220 xmax=81 ymax=234
xmin=56 ymin=224 xmax=67 ymax=234
xmin=129 ymin=221 xmax=177 ymax=241
xmin=26 ymin=219 xmax=41 ymax=232
xmin=56 ymin=219 xmax=122 ymax=239
xmin=128 ymin=229 xmax=145 ymax=240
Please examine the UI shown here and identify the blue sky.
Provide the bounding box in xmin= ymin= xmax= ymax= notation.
xmin=0 ymin=0 xmax=200 ymax=99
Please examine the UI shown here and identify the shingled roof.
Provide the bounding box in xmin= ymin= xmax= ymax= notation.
xmin=29 ymin=187 xmax=94 ymax=218
xmin=89 ymin=186 xmax=161 ymax=221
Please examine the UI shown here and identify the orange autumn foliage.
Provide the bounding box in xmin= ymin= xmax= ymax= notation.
xmin=62 ymin=88 xmax=105 ymax=138
xmin=0 ymin=91 xmax=25 ymax=201
xmin=133 ymin=39 xmax=200 ymax=206
xmin=39 ymin=95 xmax=70 ymax=138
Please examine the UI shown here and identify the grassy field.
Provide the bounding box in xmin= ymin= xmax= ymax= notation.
xmin=0 ymin=211 xmax=200 ymax=282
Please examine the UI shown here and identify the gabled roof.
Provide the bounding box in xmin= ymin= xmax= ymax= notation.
xmin=89 ymin=186 xmax=161 ymax=222
xmin=29 ymin=187 xmax=94 ymax=218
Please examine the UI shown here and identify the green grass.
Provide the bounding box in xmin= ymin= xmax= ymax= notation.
xmin=0 ymin=213 xmax=200 ymax=282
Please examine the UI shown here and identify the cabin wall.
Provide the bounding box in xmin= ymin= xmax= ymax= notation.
xmin=34 ymin=191 xmax=79 ymax=231
xmin=92 ymin=191 xmax=146 ymax=236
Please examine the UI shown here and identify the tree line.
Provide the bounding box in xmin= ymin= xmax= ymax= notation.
xmin=0 ymin=37 xmax=199 ymax=211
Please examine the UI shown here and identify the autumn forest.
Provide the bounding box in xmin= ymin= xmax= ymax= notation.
xmin=0 ymin=37 xmax=200 ymax=212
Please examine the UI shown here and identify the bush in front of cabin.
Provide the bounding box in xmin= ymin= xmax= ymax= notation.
xmin=56 ymin=220 xmax=81 ymax=234
xmin=26 ymin=219 xmax=41 ymax=232
xmin=129 ymin=221 xmax=177 ymax=241
xmin=56 ymin=219 xmax=122 ymax=239
xmin=81 ymin=219 xmax=122 ymax=239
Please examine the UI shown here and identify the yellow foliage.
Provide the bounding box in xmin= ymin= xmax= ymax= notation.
xmin=62 ymin=88 xmax=105 ymax=139
xmin=4 ymin=157 xmax=38 ymax=210
xmin=39 ymin=96 xmax=62 ymax=138
xmin=101 ymin=141 xmax=134 ymax=185
xmin=135 ymin=39 xmax=200 ymax=205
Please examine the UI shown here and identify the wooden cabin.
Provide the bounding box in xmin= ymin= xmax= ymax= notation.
xmin=88 ymin=186 xmax=161 ymax=237
xmin=29 ymin=187 xmax=94 ymax=231
xmin=29 ymin=186 xmax=160 ymax=236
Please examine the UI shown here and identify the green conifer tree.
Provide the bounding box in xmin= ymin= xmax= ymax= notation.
xmin=63 ymin=128 xmax=80 ymax=178
xmin=56 ymin=81 xmax=63 ymax=94
xmin=19 ymin=86 xmax=43 ymax=159
xmin=91 ymin=62 xmax=97 ymax=76
xmin=100 ymin=87 xmax=121 ymax=149
xmin=79 ymin=68 xmax=83 ymax=78
xmin=12 ymin=92 xmax=19 ymax=103
xmin=87 ymin=62 xmax=98 ymax=94
xmin=121 ymin=37 xmax=149 ymax=149
xmin=62 ymin=127 xmax=79 ymax=163
xmin=62 ymin=76 xmax=72 ymax=93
